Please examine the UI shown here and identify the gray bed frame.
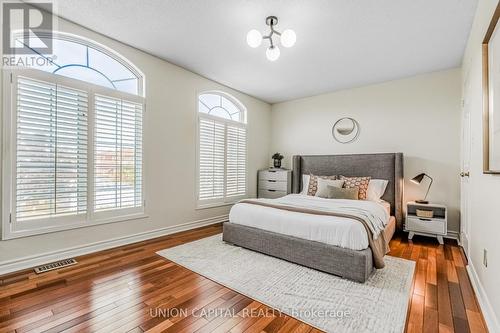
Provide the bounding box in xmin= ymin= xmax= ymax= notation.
xmin=223 ymin=153 xmax=404 ymax=282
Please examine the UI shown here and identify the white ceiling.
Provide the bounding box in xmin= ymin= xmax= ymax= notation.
xmin=53 ymin=0 xmax=477 ymax=103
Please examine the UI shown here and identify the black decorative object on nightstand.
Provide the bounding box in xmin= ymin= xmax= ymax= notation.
xmin=272 ymin=152 xmax=284 ymax=168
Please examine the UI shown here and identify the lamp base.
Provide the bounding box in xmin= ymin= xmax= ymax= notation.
xmin=415 ymin=200 xmax=429 ymax=204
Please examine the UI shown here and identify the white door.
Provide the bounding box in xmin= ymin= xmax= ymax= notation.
xmin=460 ymin=72 xmax=472 ymax=258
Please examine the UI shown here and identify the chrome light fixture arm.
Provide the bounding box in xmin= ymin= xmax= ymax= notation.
xmin=262 ymin=34 xmax=274 ymax=47
xmin=246 ymin=15 xmax=296 ymax=61
xmin=263 ymin=16 xmax=281 ymax=47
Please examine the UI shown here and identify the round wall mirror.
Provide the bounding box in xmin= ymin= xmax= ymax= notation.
xmin=332 ymin=117 xmax=360 ymax=143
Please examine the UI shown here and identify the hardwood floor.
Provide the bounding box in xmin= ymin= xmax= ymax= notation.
xmin=0 ymin=224 xmax=487 ymax=333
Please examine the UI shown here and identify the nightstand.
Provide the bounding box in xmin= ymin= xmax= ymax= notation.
xmin=405 ymin=202 xmax=447 ymax=244
xmin=258 ymin=168 xmax=292 ymax=199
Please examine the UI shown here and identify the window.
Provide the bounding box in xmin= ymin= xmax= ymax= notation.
xmin=197 ymin=92 xmax=247 ymax=207
xmin=3 ymin=35 xmax=145 ymax=239
xmin=12 ymin=32 xmax=142 ymax=95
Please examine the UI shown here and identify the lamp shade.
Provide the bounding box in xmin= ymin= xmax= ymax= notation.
xmin=246 ymin=29 xmax=262 ymax=48
xmin=266 ymin=46 xmax=280 ymax=61
xmin=411 ymin=173 xmax=426 ymax=184
xmin=280 ymin=29 xmax=296 ymax=47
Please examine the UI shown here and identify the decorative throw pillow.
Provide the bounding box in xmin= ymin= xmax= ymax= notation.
xmin=340 ymin=176 xmax=371 ymax=200
xmin=366 ymin=179 xmax=389 ymax=201
xmin=307 ymin=174 xmax=337 ymax=196
xmin=315 ymin=178 xmax=344 ymax=198
xmin=327 ymin=186 xmax=359 ymax=200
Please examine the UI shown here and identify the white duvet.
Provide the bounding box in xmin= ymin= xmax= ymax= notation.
xmin=228 ymin=194 xmax=390 ymax=251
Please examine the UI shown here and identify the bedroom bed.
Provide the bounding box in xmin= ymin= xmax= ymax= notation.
xmin=222 ymin=153 xmax=404 ymax=283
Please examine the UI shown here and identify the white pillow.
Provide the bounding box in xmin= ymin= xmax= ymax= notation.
xmin=300 ymin=175 xmax=310 ymax=195
xmin=315 ymin=178 xmax=345 ymax=198
xmin=366 ymin=179 xmax=389 ymax=201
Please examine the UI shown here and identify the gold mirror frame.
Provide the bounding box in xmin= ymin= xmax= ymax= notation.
xmin=482 ymin=3 xmax=500 ymax=174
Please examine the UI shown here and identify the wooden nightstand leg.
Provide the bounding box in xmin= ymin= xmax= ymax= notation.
xmin=437 ymin=236 xmax=444 ymax=245
xmin=408 ymin=231 xmax=415 ymax=240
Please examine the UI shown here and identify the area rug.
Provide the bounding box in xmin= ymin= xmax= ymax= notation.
xmin=157 ymin=234 xmax=415 ymax=333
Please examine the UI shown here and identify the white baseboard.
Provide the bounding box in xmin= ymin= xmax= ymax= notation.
xmin=466 ymin=262 xmax=500 ymax=333
xmin=0 ymin=214 xmax=228 ymax=276
xmin=458 ymin=232 xmax=467 ymax=246
xmin=446 ymin=230 xmax=460 ymax=240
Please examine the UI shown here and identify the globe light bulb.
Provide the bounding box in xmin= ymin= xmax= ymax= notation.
xmin=280 ymin=29 xmax=296 ymax=48
xmin=266 ymin=46 xmax=280 ymax=61
xmin=246 ymin=29 xmax=262 ymax=48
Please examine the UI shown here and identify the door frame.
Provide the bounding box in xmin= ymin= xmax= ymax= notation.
xmin=460 ymin=70 xmax=472 ymax=258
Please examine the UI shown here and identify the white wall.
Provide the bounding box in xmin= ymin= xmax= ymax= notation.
xmin=271 ymin=69 xmax=462 ymax=235
xmin=0 ymin=15 xmax=271 ymax=262
xmin=461 ymin=0 xmax=500 ymax=329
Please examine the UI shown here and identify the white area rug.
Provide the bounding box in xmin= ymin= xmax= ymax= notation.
xmin=157 ymin=234 xmax=415 ymax=333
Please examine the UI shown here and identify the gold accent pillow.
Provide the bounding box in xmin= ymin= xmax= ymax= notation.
xmin=340 ymin=176 xmax=371 ymax=200
xmin=307 ymin=174 xmax=337 ymax=196
xmin=327 ymin=186 xmax=359 ymax=200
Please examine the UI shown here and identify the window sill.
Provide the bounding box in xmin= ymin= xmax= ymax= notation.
xmin=196 ymin=201 xmax=238 ymax=210
xmin=3 ymin=213 xmax=149 ymax=240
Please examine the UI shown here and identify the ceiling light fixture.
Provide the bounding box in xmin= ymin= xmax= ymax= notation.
xmin=246 ymin=16 xmax=296 ymax=61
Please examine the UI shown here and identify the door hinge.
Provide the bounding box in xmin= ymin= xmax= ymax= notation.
xmin=9 ymin=213 xmax=12 ymax=224
xmin=143 ymin=200 xmax=146 ymax=208
xmin=10 ymin=73 xmax=13 ymax=83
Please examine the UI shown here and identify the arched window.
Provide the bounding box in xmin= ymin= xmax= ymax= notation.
xmin=198 ymin=93 xmax=246 ymax=123
xmin=197 ymin=92 xmax=247 ymax=206
xmin=12 ymin=32 xmax=144 ymax=95
xmin=3 ymin=33 xmax=145 ymax=239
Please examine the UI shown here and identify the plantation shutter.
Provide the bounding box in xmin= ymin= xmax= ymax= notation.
xmin=94 ymin=95 xmax=143 ymax=212
xmin=198 ymin=117 xmax=225 ymax=201
xmin=226 ymin=124 xmax=246 ymax=197
xmin=16 ymin=77 xmax=88 ymax=221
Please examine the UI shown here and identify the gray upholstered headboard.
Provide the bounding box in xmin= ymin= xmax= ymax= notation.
xmin=292 ymin=153 xmax=404 ymax=228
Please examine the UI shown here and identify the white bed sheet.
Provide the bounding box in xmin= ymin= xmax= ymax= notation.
xmin=228 ymin=194 xmax=390 ymax=251
xmin=380 ymin=200 xmax=391 ymax=216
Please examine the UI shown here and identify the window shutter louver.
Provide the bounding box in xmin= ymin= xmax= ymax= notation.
xmin=226 ymin=125 xmax=246 ymax=197
xmin=94 ymin=95 xmax=143 ymax=212
xmin=198 ymin=117 xmax=225 ymax=200
xmin=16 ymin=77 xmax=88 ymax=221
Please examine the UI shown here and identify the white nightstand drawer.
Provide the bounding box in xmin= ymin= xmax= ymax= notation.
xmin=258 ymin=180 xmax=288 ymax=191
xmin=259 ymin=170 xmax=289 ymax=181
xmin=258 ymin=189 xmax=287 ymax=199
xmin=406 ymin=216 xmax=445 ymax=235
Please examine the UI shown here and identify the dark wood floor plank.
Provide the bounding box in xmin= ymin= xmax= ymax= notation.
xmin=414 ymin=258 xmax=427 ymax=297
xmin=455 ymin=267 xmax=478 ymax=312
xmin=0 ymin=226 xmax=487 ymax=333
xmin=407 ymin=294 xmax=424 ymax=333
xmin=449 ymin=282 xmax=469 ymax=333
xmin=210 ymin=301 xmax=261 ymax=333
xmin=423 ymin=308 xmax=439 ymax=333
xmin=466 ymin=309 xmax=487 ymax=333
xmin=436 ymin=244 xmax=454 ymax=330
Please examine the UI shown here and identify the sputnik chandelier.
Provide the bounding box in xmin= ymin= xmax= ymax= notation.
xmin=246 ymin=16 xmax=296 ymax=61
